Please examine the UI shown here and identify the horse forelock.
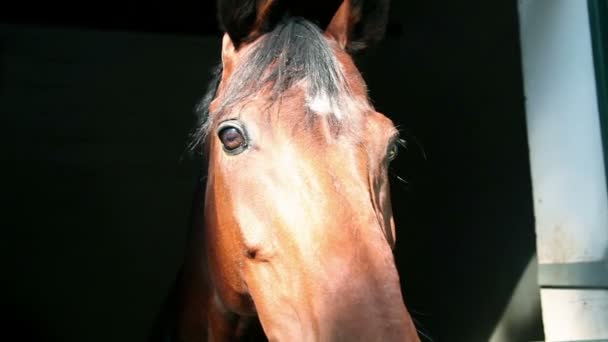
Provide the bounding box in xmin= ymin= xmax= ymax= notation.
xmin=189 ymin=16 xmax=372 ymax=153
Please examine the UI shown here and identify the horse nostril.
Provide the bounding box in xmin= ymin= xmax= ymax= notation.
xmin=245 ymin=245 xmax=272 ymax=263
xmin=246 ymin=248 xmax=258 ymax=259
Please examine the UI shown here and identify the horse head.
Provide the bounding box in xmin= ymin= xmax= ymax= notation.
xmin=185 ymin=1 xmax=420 ymax=340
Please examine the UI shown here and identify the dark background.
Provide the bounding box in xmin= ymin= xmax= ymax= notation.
xmin=1 ymin=1 xmax=543 ymax=341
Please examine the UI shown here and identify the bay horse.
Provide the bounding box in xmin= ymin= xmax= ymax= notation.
xmin=151 ymin=0 xmax=420 ymax=341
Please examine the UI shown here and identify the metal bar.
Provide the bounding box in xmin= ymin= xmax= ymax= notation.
xmin=538 ymin=262 xmax=608 ymax=288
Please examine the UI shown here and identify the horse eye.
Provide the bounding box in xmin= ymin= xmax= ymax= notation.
xmin=387 ymin=142 xmax=399 ymax=162
xmin=217 ymin=122 xmax=248 ymax=154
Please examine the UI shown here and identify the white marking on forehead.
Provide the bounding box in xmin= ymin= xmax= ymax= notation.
xmin=306 ymin=90 xmax=370 ymax=120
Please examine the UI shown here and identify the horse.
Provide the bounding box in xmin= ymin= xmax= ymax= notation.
xmin=150 ymin=0 xmax=421 ymax=340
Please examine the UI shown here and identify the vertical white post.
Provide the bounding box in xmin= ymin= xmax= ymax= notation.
xmin=518 ymin=0 xmax=608 ymax=340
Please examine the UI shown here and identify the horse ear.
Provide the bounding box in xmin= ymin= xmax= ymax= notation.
xmin=217 ymin=0 xmax=390 ymax=52
xmin=217 ymin=0 xmax=277 ymax=49
xmin=220 ymin=33 xmax=237 ymax=76
xmin=325 ymin=0 xmax=391 ymax=52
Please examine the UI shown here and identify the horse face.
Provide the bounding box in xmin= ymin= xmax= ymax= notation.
xmin=200 ymin=19 xmax=418 ymax=341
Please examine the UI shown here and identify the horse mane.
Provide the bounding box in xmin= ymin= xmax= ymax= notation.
xmin=189 ymin=16 xmax=369 ymax=153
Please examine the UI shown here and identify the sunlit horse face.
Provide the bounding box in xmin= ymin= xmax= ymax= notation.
xmin=193 ymin=6 xmax=419 ymax=342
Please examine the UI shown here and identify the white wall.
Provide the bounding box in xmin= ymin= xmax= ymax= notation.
xmin=518 ymin=0 xmax=608 ymax=340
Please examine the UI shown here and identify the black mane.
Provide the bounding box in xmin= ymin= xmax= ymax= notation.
xmin=189 ymin=16 xmax=362 ymax=152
